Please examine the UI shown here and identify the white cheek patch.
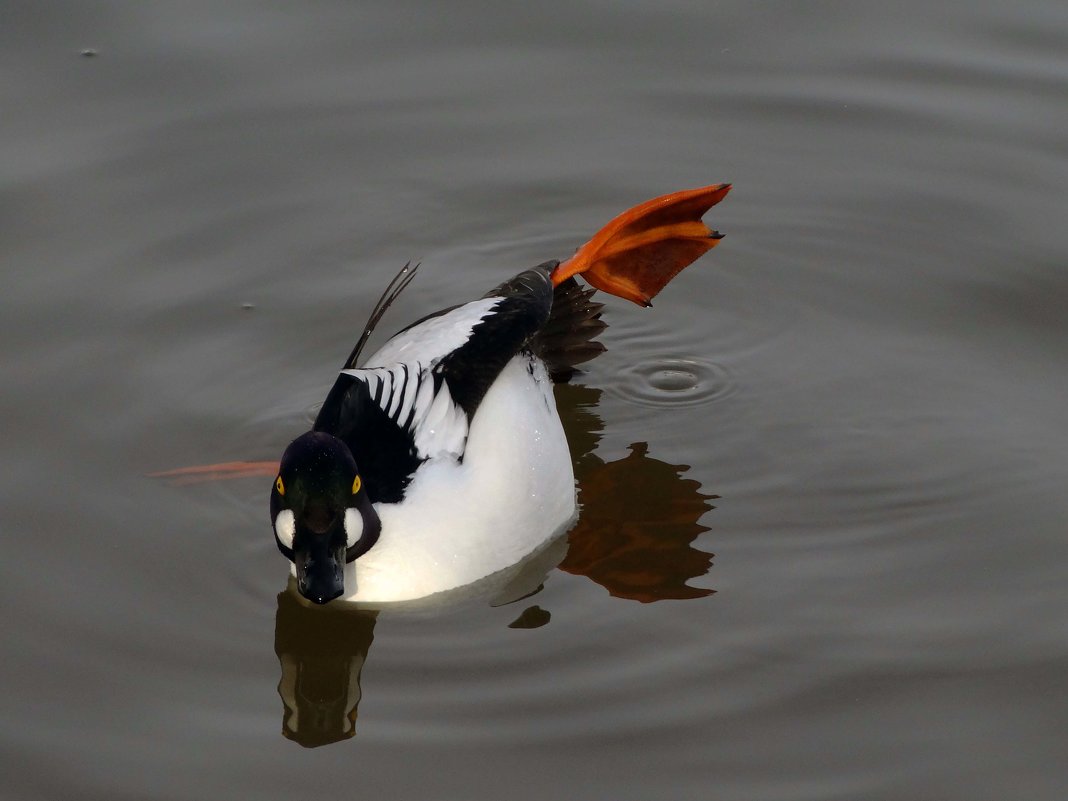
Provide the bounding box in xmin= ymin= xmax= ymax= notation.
xmin=274 ymin=510 xmax=296 ymax=550
xmin=344 ymin=507 xmax=363 ymax=548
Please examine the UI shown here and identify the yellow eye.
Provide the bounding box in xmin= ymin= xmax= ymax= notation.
xmin=275 ymin=476 xmax=285 ymax=495
xmin=352 ymin=475 xmax=362 ymax=494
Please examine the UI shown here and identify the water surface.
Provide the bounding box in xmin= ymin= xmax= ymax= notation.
xmin=3 ymin=2 xmax=1068 ymax=799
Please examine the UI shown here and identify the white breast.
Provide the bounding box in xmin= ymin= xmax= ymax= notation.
xmin=339 ymin=354 xmax=577 ymax=604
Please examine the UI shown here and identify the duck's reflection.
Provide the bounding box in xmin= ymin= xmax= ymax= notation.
xmin=555 ymin=383 xmax=716 ymax=602
xmin=274 ymin=587 xmax=377 ymax=747
xmin=560 ymin=440 xmax=716 ymax=601
xmin=273 ymin=382 xmax=715 ymax=745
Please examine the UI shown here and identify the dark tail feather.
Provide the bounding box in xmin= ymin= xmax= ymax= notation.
xmin=344 ymin=261 xmax=419 ymax=369
xmin=533 ymin=276 xmax=607 ymax=382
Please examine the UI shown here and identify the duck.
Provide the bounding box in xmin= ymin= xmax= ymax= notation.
xmin=270 ymin=184 xmax=731 ymax=605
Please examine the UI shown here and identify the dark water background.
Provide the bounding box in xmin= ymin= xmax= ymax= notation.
xmin=3 ymin=2 xmax=1068 ymax=799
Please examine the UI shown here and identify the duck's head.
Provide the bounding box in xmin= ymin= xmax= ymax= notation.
xmin=271 ymin=431 xmax=381 ymax=604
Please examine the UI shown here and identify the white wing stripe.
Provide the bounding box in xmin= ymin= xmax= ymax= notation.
xmin=362 ymin=370 xmax=381 ymax=399
xmin=395 ymin=364 xmax=419 ymax=425
xmin=414 ymin=377 xmax=468 ymax=459
xmin=412 ymin=372 xmax=436 ymax=424
xmin=341 ymin=363 xmax=468 ymax=459
xmin=362 ymin=297 xmax=502 ymax=367
xmin=386 ymin=364 xmax=407 ymax=418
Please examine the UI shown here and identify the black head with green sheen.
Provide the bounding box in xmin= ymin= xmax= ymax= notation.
xmin=270 ymin=431 xmax=380 ymax=604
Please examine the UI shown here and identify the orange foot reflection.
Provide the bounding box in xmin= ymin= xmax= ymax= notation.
xmin=149 ymin=461 xmax=279 ymax=485
xmin=559 ymin=442 xmax=716 ymax=602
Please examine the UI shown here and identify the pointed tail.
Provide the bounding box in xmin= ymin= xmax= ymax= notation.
xmin=551 ymin=184 xmax=731 ymax=306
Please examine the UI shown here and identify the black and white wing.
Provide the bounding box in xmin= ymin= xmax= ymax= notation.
xmin=340 ymin=362 xmax=469 ymax=460
xmin=313 ymin=263 xmax=557 ymax=502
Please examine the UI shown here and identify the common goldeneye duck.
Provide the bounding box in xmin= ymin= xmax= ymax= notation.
xmin=271 ymin=184 xmax=731 ymax=605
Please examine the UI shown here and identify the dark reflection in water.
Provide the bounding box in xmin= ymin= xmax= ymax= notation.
xmin=561 ymin=441 xmax=715 ymax=602
xmin=274 ymin=588 xmax=377 ymax=748
xmin=507 ymin=605 xmax=552 ymax=629
xmin=555 ymin=382 xmax=716 ymax=602
xmin=273 ymin=380 xmax=716 ymax=746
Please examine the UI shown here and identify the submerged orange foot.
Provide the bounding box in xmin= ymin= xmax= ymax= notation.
xmin=551 ymin=184 xmax=731 ymax=306
xmin=149 ymin=461 xmax=279 ymax=486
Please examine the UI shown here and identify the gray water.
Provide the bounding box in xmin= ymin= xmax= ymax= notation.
xmin=4 ymin=2 xmax=1068 ymax=799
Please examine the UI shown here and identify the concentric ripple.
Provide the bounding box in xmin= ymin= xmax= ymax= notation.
xmin=611 ymin=357 xmax=737 ymax=408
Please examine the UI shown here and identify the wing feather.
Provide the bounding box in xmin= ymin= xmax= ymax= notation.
xmin=340 ymin=362 xmax=469 ymax=461
xmin=316 ymin=263 xmax=559 ymax=501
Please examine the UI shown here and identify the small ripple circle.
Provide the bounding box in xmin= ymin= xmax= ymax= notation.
xmin=612 ymin=357 xmax=736 ymax=408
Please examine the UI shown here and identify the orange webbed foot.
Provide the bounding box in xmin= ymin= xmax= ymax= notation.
xmin=551 ymin=184 xmax=731 ymax=306
xmin=149 ymin=461 xmax=279 ymax=486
